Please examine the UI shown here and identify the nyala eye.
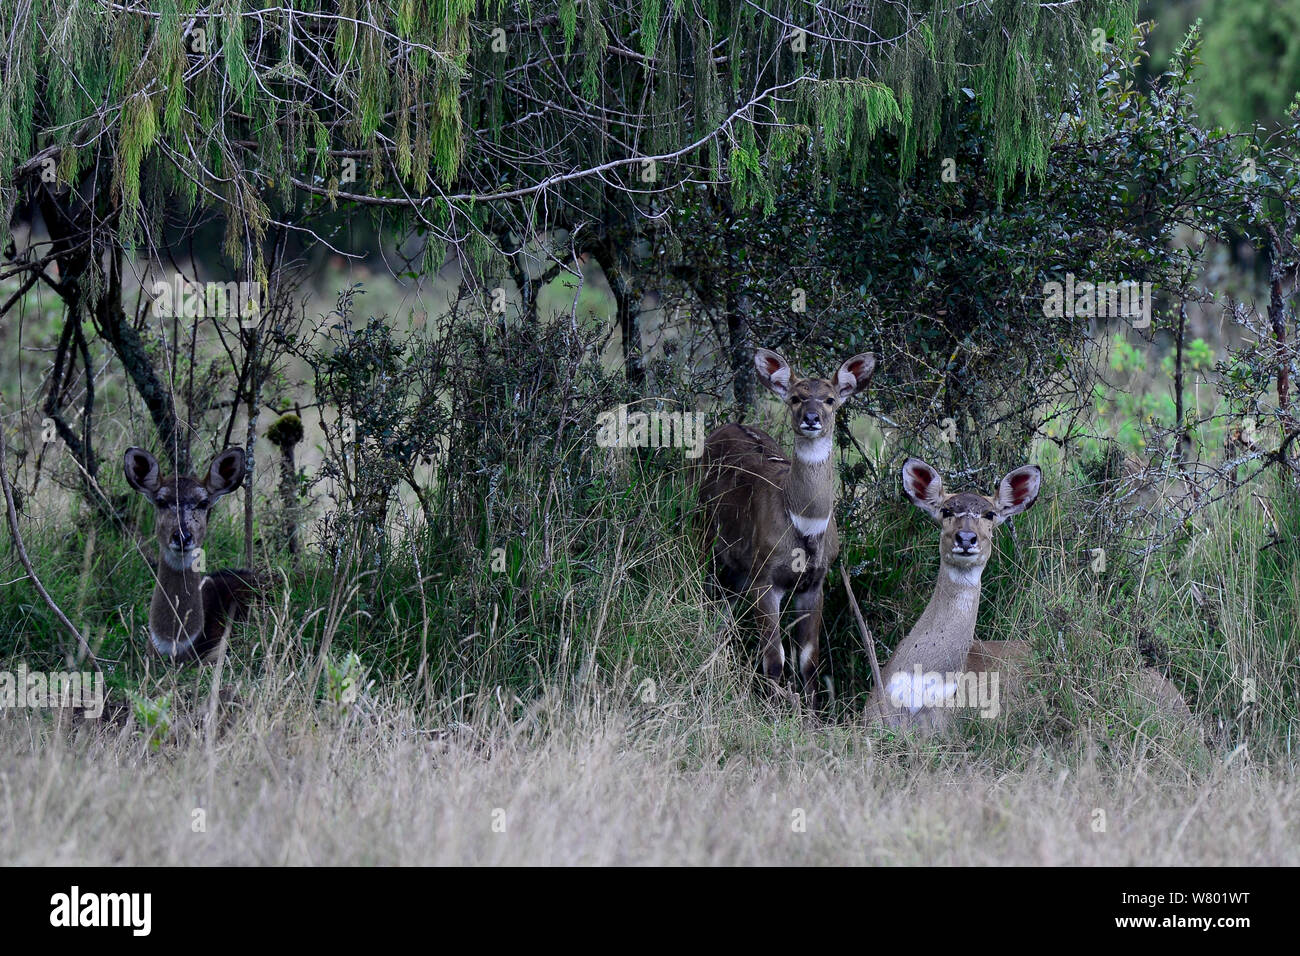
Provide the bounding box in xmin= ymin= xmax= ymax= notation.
xmin=983 ymin=511 xmax=995 ymax=521
xmin=940 ymin=507 xmax=954 ymax=519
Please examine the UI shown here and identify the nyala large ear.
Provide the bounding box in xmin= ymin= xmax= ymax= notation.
xmin=835 ymin=353 xmax=876 ymax=402
xmin=754 ymin=348 xmax=793 ymax=400
xmin=204 ymin=447 xmax=247 ymax=500
xmin=993 ymin=464 xmax=1042 ymax=525
xmin=901 ymin=458 xmax=945 ymax=521
xmin=123 ymin=447 xmax=162 ymax=498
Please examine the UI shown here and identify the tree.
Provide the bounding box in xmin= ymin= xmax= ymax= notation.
xmin=3 ymin=2 xmax=1138 ymax=462
xmin=651 ymin=22 xmax=1300 ymax=562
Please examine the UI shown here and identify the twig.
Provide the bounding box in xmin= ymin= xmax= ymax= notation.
xmin=840 ymin=565 xmax=882 ymax=692
xmin=0 ymin=422 xmax=100 ymax=670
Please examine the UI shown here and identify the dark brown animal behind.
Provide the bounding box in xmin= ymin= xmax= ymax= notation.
xmin=123 ymin=446 xmax=262 ymax=662
xmin=695 ymin=347 xmax=875 ymax=707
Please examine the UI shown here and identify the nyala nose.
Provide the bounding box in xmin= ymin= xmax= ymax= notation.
xmin=172 ymin=530 xmax=193 ymax=549
xmin=801 ymin=412 xmax=821 ymax=428
xmin=955 ymin=531 xmax=977 ymax=551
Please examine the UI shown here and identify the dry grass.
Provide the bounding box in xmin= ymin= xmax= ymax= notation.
xmin=3 ymin=625 xmax=1296 ymax=866
xmin=4 ymin=443 xmax=1298 ymax=865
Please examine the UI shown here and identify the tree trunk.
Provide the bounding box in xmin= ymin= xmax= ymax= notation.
xmin=719 ymin=192 xmax=753 ymax=413
xmin=38 ymin=184 xmax=187 ymax=473
xmin=1266 ymin=224 xmax=1294 ymax=436
xmin=243 ymin=328 xmax=260 ymax=570
xmin=591 ymin=239 xmax=643 ymax=396
xmin=726 ymin=297 xmax=753 ymax=411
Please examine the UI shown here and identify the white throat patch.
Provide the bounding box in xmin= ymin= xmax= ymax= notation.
xmin=794 ymin=436 xmax=832 ymax=464
xmin=789 ymin=511 xmax=830 ymax=538
xmin=944 ymin=564 xmax=984 ymax=589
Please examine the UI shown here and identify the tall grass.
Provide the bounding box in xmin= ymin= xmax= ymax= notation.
xmin=5 ymin=441 xmax=1299 ymax=746
xmin=2 ymin=602 xmax=1295 ymax=864
xmin=4 ymin=424 xmax=1300 ymax=862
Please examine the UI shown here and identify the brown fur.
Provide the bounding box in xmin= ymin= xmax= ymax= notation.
xmin=864 ymin=458 xmax=1041 ymax=732
xmin=964 ymin=639 xmax=1193 ymax=722
xmin=124 ymin=446 xmax=259 ymax=663
xmin=696 ymin=348 xmax=875 ymax=707
xmin=866 ymin=458 xmax=1191 ymax=732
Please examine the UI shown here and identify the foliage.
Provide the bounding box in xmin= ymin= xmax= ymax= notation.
xmin=127 ymin=689 xmax=172 ymax=751
xmin=1143 ymin=1 xmax=1300 ymax=131
xmin=324 ymin=651 xmax=365 ymax=710
xmin=2 ymin=5 xmax=1299 ymax=776
xmin=308 ymin=285 xmax=451 ymax=561
xmin=3 ymin=0 xmax=1136 ymax=278
xmin=653 ymin=24 xmax=1298 ymax=512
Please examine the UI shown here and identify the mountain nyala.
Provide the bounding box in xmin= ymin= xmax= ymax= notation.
xmin=123 ymin=446 xmax=261 ymax=662
xmin=696 ymin=347 xmax=876 ymax=707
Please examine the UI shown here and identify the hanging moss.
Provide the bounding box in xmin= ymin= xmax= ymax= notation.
xmin=3 ymin=0 xmax=1139 ymax=276
xmin=640 ymin=0 xmax=662 ymax=60
xmin=560 ymin=0 xmax=578 ymax=53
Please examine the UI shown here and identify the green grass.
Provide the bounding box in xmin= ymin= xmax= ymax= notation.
xmin=4 ymin=443 xmax=1300 ymax=863
xmin=5 ymin=439 xmax=1299 ymax=771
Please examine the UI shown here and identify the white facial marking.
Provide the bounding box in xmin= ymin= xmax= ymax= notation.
xmin=794 ymin=435 xmax=831 ymax=463
xmin=161 ymin=547 xmax=202 ymax=572
xmin=788 ymin=511 xmax=830 ymax=537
